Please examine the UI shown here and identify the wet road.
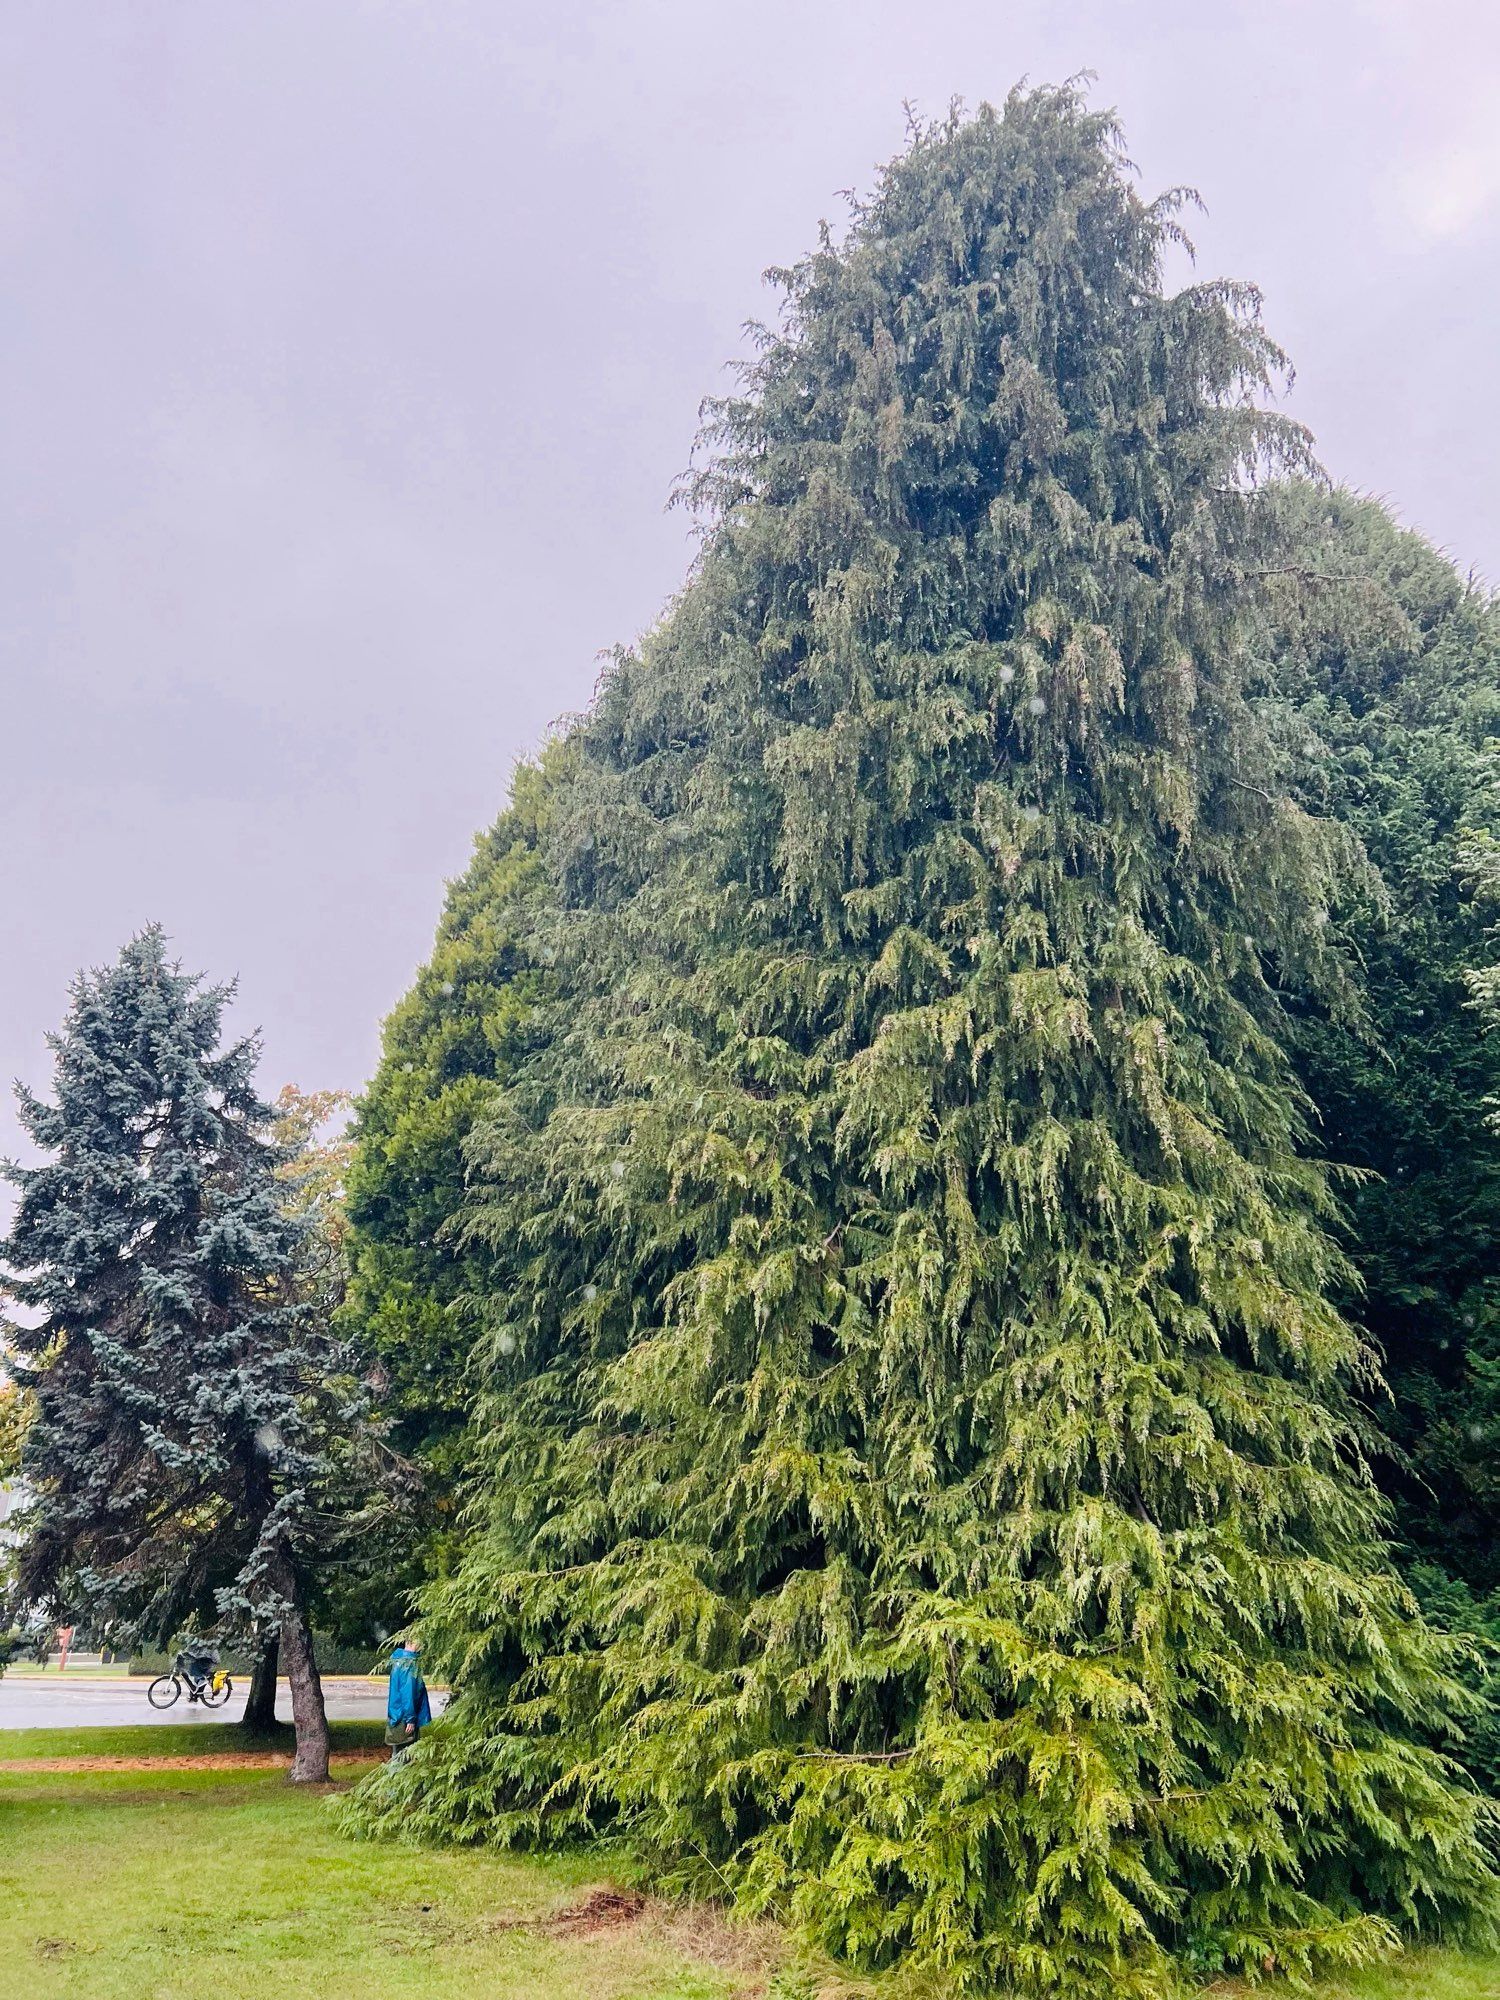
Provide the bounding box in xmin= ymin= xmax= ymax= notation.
xmin=0 ymin=1674 xmax=396 ymax=1729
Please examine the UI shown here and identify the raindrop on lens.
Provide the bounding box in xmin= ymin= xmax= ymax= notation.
xmin=1027 ymin=696 xmax=1047 ymax=716
xmin=999 ymin=663 xmax=1015 ymax=684
xmin=611 ymin=1160 xmax=626 ymax=1180
xmin=439 ymin=981 xmax=454 ymax=996
xmin=1022 ymin=805 xmax=1041 ymax=823
xmin=497 ymin=1331 xmax=516 ymax=1356
xmin=584 ymin=1284 xmax=598 ymax=1302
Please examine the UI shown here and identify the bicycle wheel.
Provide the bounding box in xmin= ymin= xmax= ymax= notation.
xmin=201 ymin=1675 xmax=233 ymax=1709
xmin=147 ymin=1674 xmax=181 ymax=1710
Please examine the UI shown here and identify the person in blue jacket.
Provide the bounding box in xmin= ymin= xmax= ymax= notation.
xmin=385 ymin=1641 xmax=432 ymax=1762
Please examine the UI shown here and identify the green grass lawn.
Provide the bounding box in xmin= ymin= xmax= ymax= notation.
xmin=0 ymin=1748 xmax=768 ymax=1999
xmin=0 ymin=1717 xmax=387 ymax=1758
xmin=0 ymin=1727 xmax=1494 ymax=1999
xmin=1231 ymin=1962 xmax=1500 ymax=2000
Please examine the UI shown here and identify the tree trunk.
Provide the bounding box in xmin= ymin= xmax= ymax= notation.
xmin=265 ymin=1549 xmax=329 ymax=1783
xmin=241 ymin=1633 xmax=280 ymax=1734
xmin=280 ymin=1599 xmax=330 ymax=1782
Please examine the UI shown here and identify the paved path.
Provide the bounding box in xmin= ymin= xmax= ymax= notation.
xmin=0 ymin=1673 xmax=396 ymax=1729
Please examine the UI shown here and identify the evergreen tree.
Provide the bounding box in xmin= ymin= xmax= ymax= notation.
xmin=345 ymin=91 xmax=1496 ymax=1995
xmin=344 ymin=757 xmax=555 ymax=1508
xmin=1 ymin=929 xmax=356 ymax=1779
xmin=268 ymin=1083 xmax=421 ymax=1714
xmin=1462 ymin=824 xmax=1500 ymax=1108
xmin=1255 ymin=485 xmax=1500 ymax=1598
xmin=1245 ymin=485 xmax=1500 ymax=1801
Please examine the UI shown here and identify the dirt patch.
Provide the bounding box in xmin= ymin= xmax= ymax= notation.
xmin=477 ymin=1885 xmax=648 ymax=1941
xmin=33 ymin=1936 xmax=87 ymax=1959
xmin=1 ymin=1749 xmax=384 ymax=1772
xmin=543 ymin=1888 xmax=647 ymax=1935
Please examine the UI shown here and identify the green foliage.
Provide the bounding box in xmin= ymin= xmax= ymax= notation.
xmin=1254 ymin=488 xmax=1500 ymax=1594
xmin=342 ymin=89 xmax=1497 ymax=1999
xmin=267 ymin=1084 xmax=421 ymax=1651
xmin=345 ymin=756 xmax=557 ymax=1507
xmin=1461 ymin=827 xmax=1500 ymax=1112
xmin=0 ymin=1377 xmax=32 ymax=1483
xmin=0 ymin=1377 xmax=31 ymax=1623
xmin=0 ymin=929 xmax=383 ymax=1665
xmin=1406 ymin=1566 xmax=1500 ymax=1796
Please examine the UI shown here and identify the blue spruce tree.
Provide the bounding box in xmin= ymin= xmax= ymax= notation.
xmin=2 ymin=927 xmax=355 ymax=1779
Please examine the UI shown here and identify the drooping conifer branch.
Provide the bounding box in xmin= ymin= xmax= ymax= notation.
xmin=340 ymin=84 xmax=1498 ymax=1997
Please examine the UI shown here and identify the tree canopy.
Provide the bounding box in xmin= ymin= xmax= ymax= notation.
xmin=340 ymin=88 xmax=1498 ymax=1997
xmin=344 ymin=757 xmax=556 ymax=1499
xmin=1254 ymin=487 xmax=1500 ymax=1595
xmin=0 ymin=928 xmax=371 ymax=1777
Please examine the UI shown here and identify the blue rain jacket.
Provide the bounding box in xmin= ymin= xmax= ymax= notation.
xmin=386 ymin=1648 xmax=432 ymax=1732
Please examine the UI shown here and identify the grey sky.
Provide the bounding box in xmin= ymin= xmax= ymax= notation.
xmin=3 ymin=0 xmax=1498 ymax=1154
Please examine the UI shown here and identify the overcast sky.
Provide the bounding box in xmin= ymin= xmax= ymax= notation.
xmin=3 ymin=0 xmax=1498 ymax=1154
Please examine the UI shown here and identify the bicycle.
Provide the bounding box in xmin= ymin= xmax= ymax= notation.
xmin=147 ymin=1657 xmax=234 ymax=1710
